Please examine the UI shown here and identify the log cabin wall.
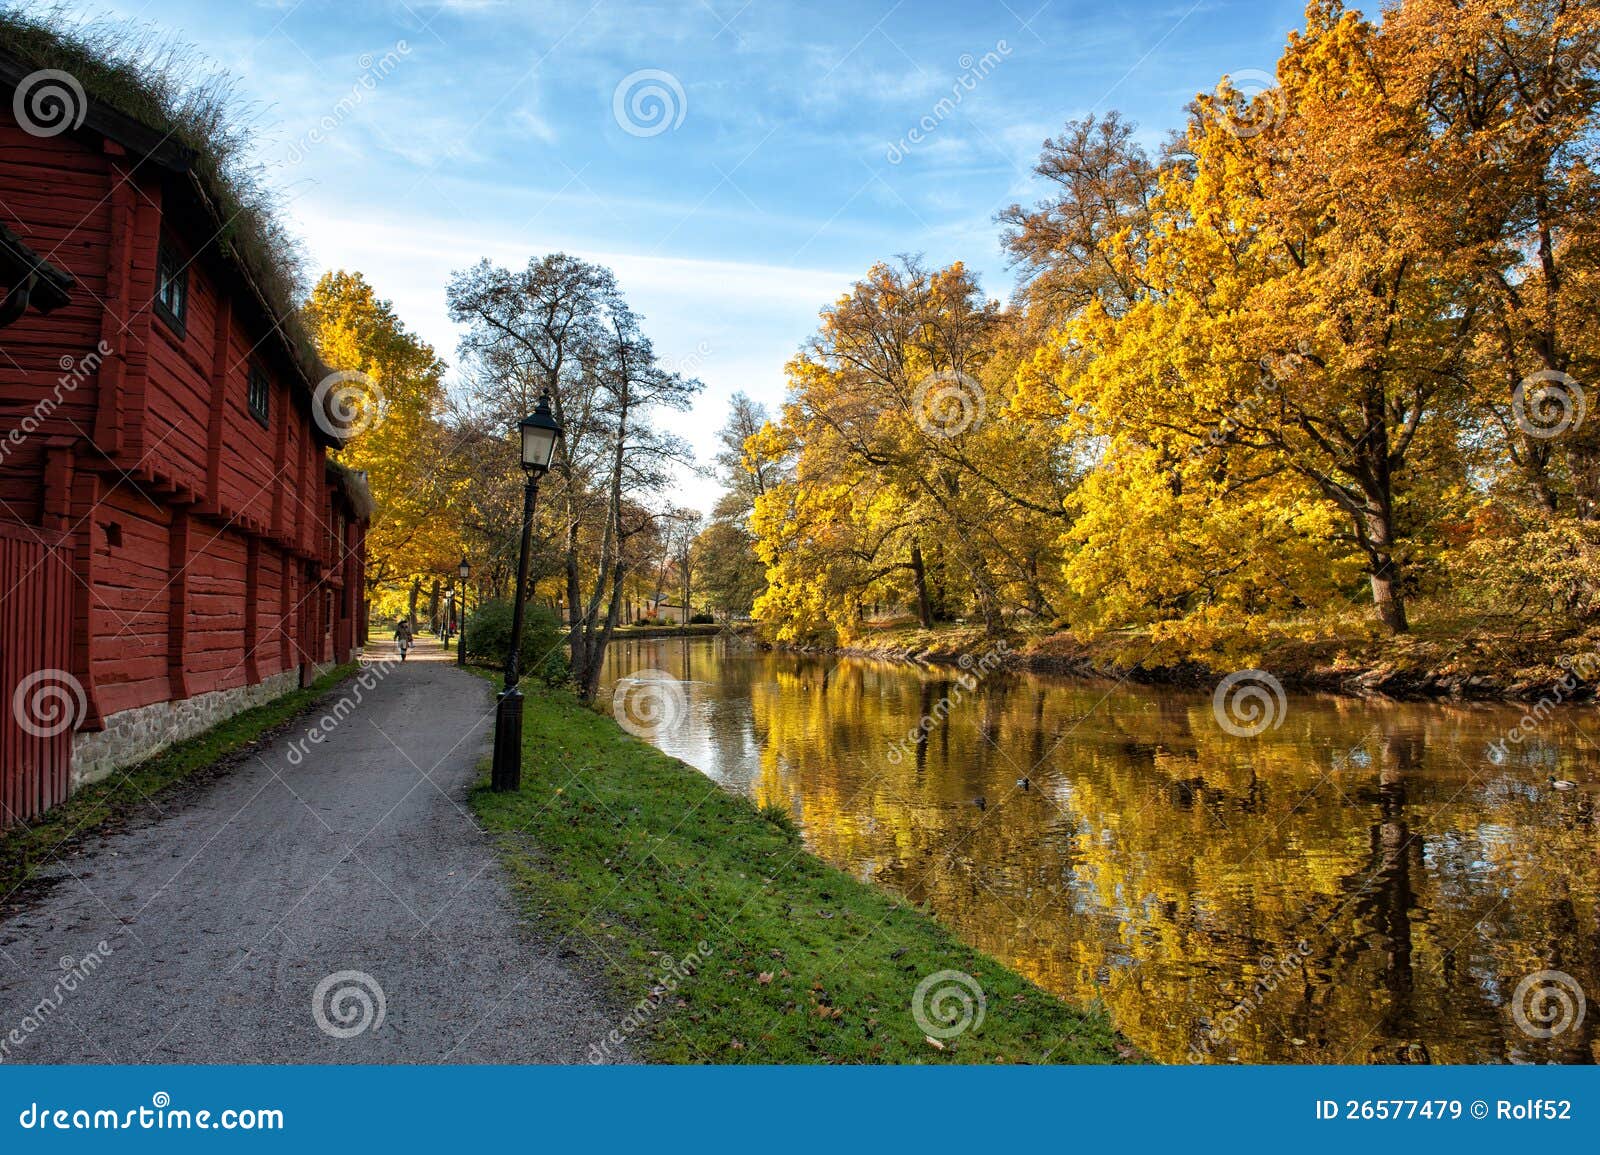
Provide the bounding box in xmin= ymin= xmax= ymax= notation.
xmin=0 ymin=66 xmax=369 ymax=822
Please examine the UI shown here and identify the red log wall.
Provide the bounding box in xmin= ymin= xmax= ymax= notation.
xmin=0 ymin=101 xmax=368 ymax=795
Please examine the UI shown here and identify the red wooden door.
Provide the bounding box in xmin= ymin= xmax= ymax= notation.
xmin=0 ymin=522 xmax=77 ymax=827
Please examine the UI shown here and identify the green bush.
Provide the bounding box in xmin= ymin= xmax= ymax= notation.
xmin=689 ymin=612 xmax=715 ymax=624
xmin=464 ymin=599 xmax=569 ymax=685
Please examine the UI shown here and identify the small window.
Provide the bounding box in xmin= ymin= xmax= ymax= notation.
xmin=154 ymin=240 xmax=187 ymax=334
xmin=247 ymin=364 xmax=270 ymax=426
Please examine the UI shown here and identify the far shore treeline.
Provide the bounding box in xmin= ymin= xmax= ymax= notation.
xmin=719 ymin=0 xmax=1600 ymax=671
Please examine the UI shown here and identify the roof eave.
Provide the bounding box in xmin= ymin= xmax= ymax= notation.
xmin=0 ymin=220 xmax=75 ymax=312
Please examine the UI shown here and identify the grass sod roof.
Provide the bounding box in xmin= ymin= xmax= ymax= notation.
xmin=0 ymin=4 xmax=338 ymax=430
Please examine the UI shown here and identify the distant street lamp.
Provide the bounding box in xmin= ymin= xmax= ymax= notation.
xmin=457 ymin=556 xmax=471 ymax=668
xmin=490 ymin=394 xmax=564 ymax=792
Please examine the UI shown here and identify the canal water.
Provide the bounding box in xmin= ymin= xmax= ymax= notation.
xmin=600 ymin=635 xmax=1599 ymax=1064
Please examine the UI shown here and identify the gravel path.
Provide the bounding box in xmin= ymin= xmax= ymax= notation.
xmin=0 ymin=639 xmax=628 ymax=1063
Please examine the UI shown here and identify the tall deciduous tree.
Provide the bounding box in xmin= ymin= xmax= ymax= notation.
xmin=303 ymin=271 xmax=460 ymax=605
xmin=447 ymin=254 xmax=702 ymax=696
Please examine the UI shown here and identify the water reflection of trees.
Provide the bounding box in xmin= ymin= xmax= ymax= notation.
xmin=610 ymin=641 xmax=1600 ymax=1064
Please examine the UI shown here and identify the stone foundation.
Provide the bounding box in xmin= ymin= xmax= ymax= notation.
xmin=303 ymin=659 xmax=338 ymax=685
xmin=71 ymin=669 xmax=302 ymax=789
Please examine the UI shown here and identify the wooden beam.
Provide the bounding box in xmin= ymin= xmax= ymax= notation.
xmin=200 ymin=294 xmax=231 ymax=517
xmin=166 ymin=505 xmax=192 ymax=701
xmin=90 ymin=164 xmax=137 ymax=458
xmin=41 ymin=437 xmax=76 ymax=530
xmin=69 ymin=469 xmax=104 ymax=730
xmin=244 ymin=535 xmax=260 ymax=685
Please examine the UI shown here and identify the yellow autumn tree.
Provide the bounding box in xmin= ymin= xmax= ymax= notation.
xmin=1041 ymin=1 xmax=1486 ymax=636
xmin=303 ymin=271 xmax=464 ymax=610
xmin=741 ymin=0 xmax=1600 ymax=657
xmin=754 ymin=259 xmax=1075 ymax=641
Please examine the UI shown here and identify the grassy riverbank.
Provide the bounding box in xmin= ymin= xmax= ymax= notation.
xmin=0 ymin=663 xmax=357 ymax=894
xmin=815 ymin=610 xmax=1600 ymax=702
xmin=610 ymin=622 xmax=728 ymax=640
xmin=469 ymin=679 xmax=1128 ymax=1064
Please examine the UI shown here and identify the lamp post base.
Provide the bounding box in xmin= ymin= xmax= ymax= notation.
xmin=491 ymin=686 xmax=524 ymax=792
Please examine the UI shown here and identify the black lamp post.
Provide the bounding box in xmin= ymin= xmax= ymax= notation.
xmin=456 ymin=556 xmax=471 ymax=668
xmin=490 ymin=394 xmax=563 ymax=792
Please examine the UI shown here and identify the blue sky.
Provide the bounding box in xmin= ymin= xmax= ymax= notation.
xmin=86 ymin=0 xmax=1309 ymax=511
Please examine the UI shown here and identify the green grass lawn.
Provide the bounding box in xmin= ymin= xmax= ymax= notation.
xmin=469 ymin=678 xmax=1129 ymax=1064
xmin=0 ymin=663 xmax=357 ymax=892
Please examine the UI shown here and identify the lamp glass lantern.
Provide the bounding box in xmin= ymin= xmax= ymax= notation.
xmin=519 ymin=395 xmax=563 ymax=474
xmin=458 ymin=556 xmax=471 ymax=581
xmin=493 ymin=394 xmax=565 ymax=792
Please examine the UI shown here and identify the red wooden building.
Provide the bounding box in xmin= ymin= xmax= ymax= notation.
xmin=0 ymin=48 xmax=369 ymax=826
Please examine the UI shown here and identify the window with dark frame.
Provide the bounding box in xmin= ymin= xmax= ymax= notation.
xmin=247 ymin=364 xmax=270 ymax=426
xmin=154 ymin=240 xmax=187 ymax=334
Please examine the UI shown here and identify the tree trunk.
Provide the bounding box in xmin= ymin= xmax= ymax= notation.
xmin=1565 ymin=438 xmax=1600 ymax=522
xmin=407 ymin=577 xmax=421 ymax=631
xmin=573 ymin=329 xmax=633 ymax=701
xmin=969 ymin=556 xmax=1004 ymax=636
xmin=910 ymin=540 xmax=934 ymax=628
xmin=681 ymin=558 xmax=691 ymax=628
xmin=564 ymin=499 xmax=583 ymax=673
xmin=427 ymin=578 xmax=441 ymax=633
xmin=581 ymin=558 xmax=628 ymax=700
xmin=1358 ymin=491 xmax=1409 ymax=633
xmin=1370 ymin=566 xmax=1409 ymax=634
